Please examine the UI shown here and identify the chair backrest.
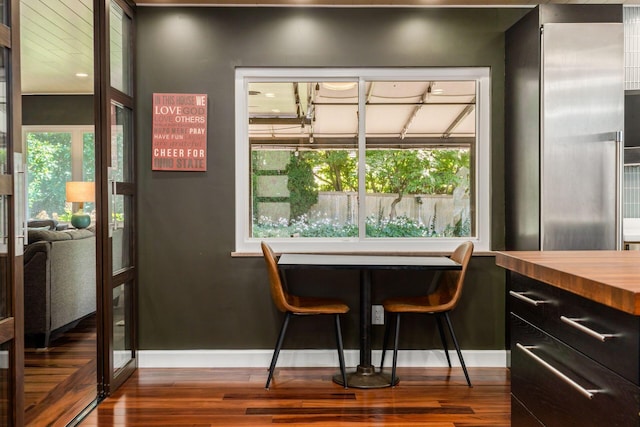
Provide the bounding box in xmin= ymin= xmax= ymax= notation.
xmin=261 ymin=242 xmax=292 ymax=313
xmin=428 ymin=241 xmax=474 ymax=311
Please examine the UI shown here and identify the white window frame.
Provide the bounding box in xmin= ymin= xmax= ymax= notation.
xmin=235 ymin=67 xmax=491 ymax=253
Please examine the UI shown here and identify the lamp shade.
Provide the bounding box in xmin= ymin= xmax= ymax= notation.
xmin=66 ymin=181 xmax=95 ymax=203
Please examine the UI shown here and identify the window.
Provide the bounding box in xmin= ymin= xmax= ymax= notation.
xmin=236 ymin=68 xmax=490 ymax=253
xmin=24 ymin=126 xmax=95 ymax=222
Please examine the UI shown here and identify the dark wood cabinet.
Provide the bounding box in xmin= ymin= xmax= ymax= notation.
xmin=510 ymin=273 xmax=640 ymax=384
xmin=511 ymin=395 xmax=543 ymax=427
xmin=509 ymin=272 xmax=640 ymax=426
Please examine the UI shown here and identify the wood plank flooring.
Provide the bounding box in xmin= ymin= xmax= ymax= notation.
xmin=79 ymin=367 xmax=510 ymax=426
xmin=24 ymin=315 xmax=98 ymax=427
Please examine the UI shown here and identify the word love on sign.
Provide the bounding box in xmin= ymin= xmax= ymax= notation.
xmin=152 ymin=93 xmax=208 ymax=171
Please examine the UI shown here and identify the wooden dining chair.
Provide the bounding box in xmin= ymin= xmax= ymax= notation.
xmin=261 ymin=242 xmax=350 ymax=389
xmin=380 ymin=241 xmax=474 ymax=387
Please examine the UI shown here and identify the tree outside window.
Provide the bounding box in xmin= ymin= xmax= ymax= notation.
xmin=253 ymin=147 xmax=469 ymax=238
xmin=25 ymin=128 xmax=95 ymax=222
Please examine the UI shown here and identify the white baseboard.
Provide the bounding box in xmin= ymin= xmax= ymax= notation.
xmin=138 ymin=349 xmax=507 ymax=368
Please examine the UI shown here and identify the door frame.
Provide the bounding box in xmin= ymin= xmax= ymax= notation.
xmin=0 ymin=0 xmax=23 ymax=425
xmin=0 ymin=0 xmax=25 ymax=426
xmin=94 ymin=0 xmax=138 ymax=396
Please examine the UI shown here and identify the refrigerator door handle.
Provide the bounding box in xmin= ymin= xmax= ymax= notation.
xmin=616 ymin=130 xmax=623 ymax=250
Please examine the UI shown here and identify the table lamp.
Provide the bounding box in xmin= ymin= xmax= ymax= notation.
xmin=66 ymin=181 xmax=95 ymax=229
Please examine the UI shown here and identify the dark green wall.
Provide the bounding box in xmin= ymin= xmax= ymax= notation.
xmin=136 ymin=7 xmax=529 ymax=351
xmin=23 ymin=95 xmax=94 ymax=126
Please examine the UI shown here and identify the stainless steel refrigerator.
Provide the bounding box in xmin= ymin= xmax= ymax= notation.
xmin=505 ymin=5 xmax=624 ymax=251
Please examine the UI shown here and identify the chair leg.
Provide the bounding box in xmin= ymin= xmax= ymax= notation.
xmin=335 ymin=314 xmax=348 ymax=389
xmin=391 ymin=313 xmax=401 ymax=387
xmin=435 ymin=314 xmax=451 ymax=367
xmin=266 ymin=312 xmax=291 ymax=390
xmin=380 ymin=312 xmax=392 ymax=370
xmin=443 ymin=312 xmax=472 ymax=387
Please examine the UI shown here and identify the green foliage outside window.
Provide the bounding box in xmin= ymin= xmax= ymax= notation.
xmin=301 ymin=148 xmax=469 ymax=197
xmin=82 ymin=133 xmax=97 ymax=215
xmin=253 ymin=214 xmax=472 ymax=238
xmin=26 ymin=132 xmax=73 ymax=219
xmin=307 ymin=150 xmax=358 ymax=192
xmin=252 ymin=147 xmax=471 ymax=238
xmin=26 ymin=131 xmax=96 ymax=221
xmin=83 ymin=133 xmax=96 ymax=182
xmin=0 ymin=148 xmax=6 ymax=170
xmin=285 ymin=153 xmax=318 ymax=221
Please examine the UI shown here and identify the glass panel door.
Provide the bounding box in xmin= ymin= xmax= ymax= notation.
xmin=0 ymin=0 xmax=23 ymax=425
xmin=95 ymin=0 xmax=136 ymax=395
xmin=110 ymin=101 xmax=134 ymax=376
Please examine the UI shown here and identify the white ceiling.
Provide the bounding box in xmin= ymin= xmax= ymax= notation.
xmin=19 ymin=0 xmax=634 ymax=95
xmin=248 ymin=81 xmax=476 ymax=145
xmin=17 ymin=0 xmax=480 ymax=146
xmin=21 ymin=0 xmax=94 ymax=94
xmin=19 ymin=0 xmax=627 ymax=141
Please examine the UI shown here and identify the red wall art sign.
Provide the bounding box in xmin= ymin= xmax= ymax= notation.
xmin=152 ymin=93 xmax=208 ymax=171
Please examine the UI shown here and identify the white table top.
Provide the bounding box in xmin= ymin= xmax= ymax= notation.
xmin=277 ymin=253 xmax=461 ymax=270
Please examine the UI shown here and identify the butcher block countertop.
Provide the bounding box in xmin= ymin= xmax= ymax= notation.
xmin=496 ymin=251 xmax=640 ymax=316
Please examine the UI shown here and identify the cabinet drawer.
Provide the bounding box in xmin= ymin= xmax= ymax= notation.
xmin=511 ymin=314 xmax=640 ymax=427
xmin=511 ymin=394 xmax=543 ymax=427
xmin=509 ymin=272 xmax=640 ymax=384
xmin=551 ymin=284 xmax=640 ymax=385
xmin=509 ymin=272 xmax=555 ymax=330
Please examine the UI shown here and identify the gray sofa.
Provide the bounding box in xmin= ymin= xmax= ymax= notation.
xmin=24 ymin=228 xmax=96 ymax=347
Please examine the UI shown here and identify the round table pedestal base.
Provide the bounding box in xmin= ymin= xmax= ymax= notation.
xmin=332 ymin=365 xmax=399 ymax=389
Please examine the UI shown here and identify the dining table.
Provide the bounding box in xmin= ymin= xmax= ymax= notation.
xmin=277 ymin=253 xmax=462 ymax=389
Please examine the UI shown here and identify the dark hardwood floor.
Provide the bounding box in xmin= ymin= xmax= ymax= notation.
xmin=22 ymin=316 xmax=511 ymax=426
xmin=79 ymin=366 xmax=510 ymax=426
xmin=24 ymin=315 xmax=97 ymax=427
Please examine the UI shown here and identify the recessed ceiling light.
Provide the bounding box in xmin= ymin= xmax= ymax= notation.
xmin=75 ymin=73 xmax=89 ymax=78
xmin=272 ymin=109 xmax=280 ymax=113
xmin=265 ymin=93 xmax=276 ymax=98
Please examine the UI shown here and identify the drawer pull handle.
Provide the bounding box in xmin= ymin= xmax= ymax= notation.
xmin=516 ymin=343 xmax=600 ymax=400
xmin=560 ymin=316 xmax=615 ymax=342
xmin=509 ymin=291 xmax=548 ymax=306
